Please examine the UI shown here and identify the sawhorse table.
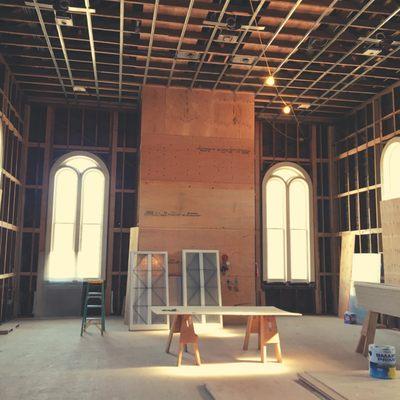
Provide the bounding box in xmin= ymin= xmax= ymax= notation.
xmin=152 ymin=306 xmax=301 ymax=366
xmin=354 ymin=282 xmax=400 ymax=356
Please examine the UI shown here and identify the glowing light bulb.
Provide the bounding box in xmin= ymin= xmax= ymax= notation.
xmin=264 ymin=75 xmax=275 ymax=86
xmin=283 ymin=105 xmax=291 ymax=114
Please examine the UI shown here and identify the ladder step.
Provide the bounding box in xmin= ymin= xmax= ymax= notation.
xmin=88 ymin=292 xmax=102 ymax=295
xmin=86 ymin=305 xmax=103 ymax=309
xmin=86 ymin=317 xmax=102 ymax=321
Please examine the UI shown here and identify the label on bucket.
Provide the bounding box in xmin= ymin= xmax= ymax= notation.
xmin=368 ymin=345 xmax=397 ymax=379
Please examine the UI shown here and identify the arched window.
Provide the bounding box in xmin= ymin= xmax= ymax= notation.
xmin=262 ymin=163 xmax=314 ymax=283
xmin=381 ymin=138 xmax=400 ymax=201
xmin=45 ymin=152 xmax=109 ymax=281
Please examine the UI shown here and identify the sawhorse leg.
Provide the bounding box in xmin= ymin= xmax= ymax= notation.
xmin=356 ymin=311 xmax=379 ymax=357
xmin=165 ymin=314 xmax=201 ymax=366
xmin=243 ymin=316 xmax=282 ymax=363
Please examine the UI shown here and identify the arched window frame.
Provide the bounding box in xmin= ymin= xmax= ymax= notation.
xmin=262 ymin=162 xmax=315 ymax=283
xmin=45 ymin=151 xmax=109 ymax=282
xmin=381 ymin=137 xmax=400 ymax=201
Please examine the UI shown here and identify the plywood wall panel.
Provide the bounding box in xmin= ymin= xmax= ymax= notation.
xmin=381 ymin=198 xmax=400 ymax=285
xmin=138 ymin=85 xmax=255 ymax=307
xmin=141 ymin=86 xmax=254 ymax=139
xmin=140 ymin=134 xmax=253 ymax=184
xmin=139 ymin=181 xmax=253 ymax=230
xmin=338 ymin=232 xmax=355 ymax=317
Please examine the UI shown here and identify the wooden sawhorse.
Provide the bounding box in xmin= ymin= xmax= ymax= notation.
xmin=243 ymin=316 xmax=282 ymax=363
xmin=165 ymin=314 xmax=201 ymax=366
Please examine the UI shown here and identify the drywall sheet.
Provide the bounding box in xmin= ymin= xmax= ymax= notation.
xmin=299 ymin=371 xmax=400 ymax=400
xmin=355 ymin=282 xmax=400 ymax=318
xmin=204 ymin=379 xmax=317 ymax=400
xmin=381 ymin=198 xmax=400 ymax=285
xmin=129 ymin=251 xmax=169 ymax=331
xmin=338 ymin=233 xmax=355 ymax=317
xmin=349 ymin=254 xmax=381 ymax=322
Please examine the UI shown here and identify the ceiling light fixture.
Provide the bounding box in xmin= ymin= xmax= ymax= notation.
xmin=73 ymin=85 xmax=87 ymax=93
xmin=283 ymin=105 xmax=291 ymax=114
xmin=264 ymin=75 xmax=275 ymax=86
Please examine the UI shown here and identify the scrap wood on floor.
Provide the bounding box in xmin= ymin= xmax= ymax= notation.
xmin=203 ymin=379 xmax=319 ymax=400
xmin=298 ymin=371 xmax=400 ymax=400
xmin=0 ymin=321 xmax=20 ymax=335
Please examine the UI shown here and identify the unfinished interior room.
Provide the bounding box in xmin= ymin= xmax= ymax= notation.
xmin=1 ymin=0 xmax=400 ymax=399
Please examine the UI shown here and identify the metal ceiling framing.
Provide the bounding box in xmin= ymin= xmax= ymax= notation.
xmin=84 ymin=0 xmax=99 ymax=99
xmin=261 ymin=1 xmax=400 ymax=115
xmin=118 ymin=0 xmax=125 ymax=102
xmin=235 ymin=0 xmax=304 ymax=91
xmin=167 ymin=0 xmax=195 ymax=86
xmin=257 ymin=0 xmax=379 ymax=113
xmin=31 ymin=0 xmax=68 ymax=99
xmin=0 ymin=0 xmax=398 ymax=117
xmin=143 ymin=0 xmax=159 ymax=85
xmin=212 ymin=0 xmax=268 ymax=90
xmin=190 ymin=0 xmax=231 ymax=89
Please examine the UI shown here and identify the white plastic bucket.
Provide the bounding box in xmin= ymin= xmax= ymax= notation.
xmin=368 ymin=344 xmax=396 ymax=379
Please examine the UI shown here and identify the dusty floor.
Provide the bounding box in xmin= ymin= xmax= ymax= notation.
xmin=0 ymin=316 xmax=399 ymax=400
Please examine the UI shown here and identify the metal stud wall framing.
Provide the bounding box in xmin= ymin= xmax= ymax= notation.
xmin=0 ymin=55 xmax=24 ymax=322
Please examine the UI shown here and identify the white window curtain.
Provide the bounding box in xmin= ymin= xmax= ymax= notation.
xmin=263 ymin=163 xmax=313 ymax=283
xmin=46 ymin=153 xmax=108 ymax=282
xmin=381 ymin=138 xmax=400 ymax=201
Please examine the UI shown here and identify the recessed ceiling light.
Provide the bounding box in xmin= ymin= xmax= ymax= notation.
xmin=231 ymin=55 xmax=254 ymax=65
xmin=298 ymin=103 xmax=311 ymax=109
xmin=216 ymin=33 xmax=239 ymax=44
xmin=55 ymin=13 xmax=73 ymax=26
xmin=175 ymin=51 xmax=200 ymax=60
xmin=73 ymin=85 xmax=86 ymax=93
xmin=362 ymin=48 xmax=381 ymax=56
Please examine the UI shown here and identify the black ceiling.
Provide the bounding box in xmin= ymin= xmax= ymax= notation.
xmin=0 ymin=0 xmax=399 ymax=118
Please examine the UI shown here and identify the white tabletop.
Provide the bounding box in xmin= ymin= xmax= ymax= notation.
xmin=151 ymin=306 xmax=301 ymax=317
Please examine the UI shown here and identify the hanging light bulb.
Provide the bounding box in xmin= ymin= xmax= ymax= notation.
xmin=264 ymin=75 xmax=275 ymax=86
xmin=283 ymin=105 xmax=291 ymax=114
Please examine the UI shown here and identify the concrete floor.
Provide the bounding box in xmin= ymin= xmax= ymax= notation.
xmin=1 ymin=316 xmax=400 ymax=400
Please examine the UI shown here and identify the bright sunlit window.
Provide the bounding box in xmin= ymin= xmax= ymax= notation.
xmin=381 ymin=138 xmax=400 ymax=201
xmin=46 ymin=153 xmax=109 ymax=281
xmin=262 ymin=163 xmax=313 ymax=283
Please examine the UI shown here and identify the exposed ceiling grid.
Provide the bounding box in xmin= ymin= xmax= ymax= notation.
xmin=0 ymin=0 xmax=399 ymax=117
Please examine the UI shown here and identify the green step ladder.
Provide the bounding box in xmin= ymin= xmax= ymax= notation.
xmin=81 ymin=279 xmax=106 ymax=336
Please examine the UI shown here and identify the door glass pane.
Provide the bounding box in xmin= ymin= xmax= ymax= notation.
xmin=203 ymin=252 xmax=219 ymax=305
xmin=48 ymin=167 xmax=78 ymax=281
xmin=131 ymin=254 xmax=149 ymax=325
xmin=186 ymin=253 xmax=201 ymax=306
xmin=151 ymin=254 xmax=167 ymax=324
